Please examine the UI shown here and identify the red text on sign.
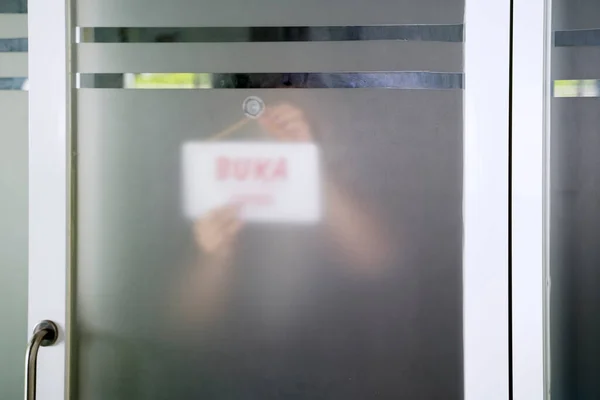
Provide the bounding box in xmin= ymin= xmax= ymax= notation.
xmin=216 ymin=157 xmax=288 ymax=182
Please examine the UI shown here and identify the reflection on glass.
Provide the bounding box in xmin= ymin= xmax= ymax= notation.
xmin=80 ymin=72 xmax=464 ymax=90
xmin=131 ymin=73 xmax=212 ymax=89
xmin=178 ymin=101 xmax=396 ymax=326
xmin=554 ymin=79 xmax=600 ymax=98
xmin=178 ymin=104 xmax=397 ymax=317
xmin=80 ymin=25 xmax=465 ymax=43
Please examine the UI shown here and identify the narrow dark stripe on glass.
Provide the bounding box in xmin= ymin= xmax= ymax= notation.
xmin=0 ymin=38 xmax=27 ymax=52
xmin=555 ymin=29 xmax=600 ymax=47
xmin=79 ymin=25 xmax=463 ymax=43
xmin=0 ymin=5 xmax=26 ymax=13
xmin=78 ymin=72 xmax=464 ymax=90
xmin=0 ymin=77 xmax=26 ymax=90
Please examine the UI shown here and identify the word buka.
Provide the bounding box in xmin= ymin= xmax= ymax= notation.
xmin=216 ymin=157 xmax=288 ymax=182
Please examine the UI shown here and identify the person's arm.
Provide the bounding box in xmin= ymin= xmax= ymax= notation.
xmin=324 ymin=180 xmax=395 ymax=272
xmin=177 ymin=205 xmax=241 ymax=323
xmin=260 ymin=103 xmax=396 ymax=272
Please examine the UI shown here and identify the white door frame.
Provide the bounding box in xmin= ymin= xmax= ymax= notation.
xmin=463 ymin=0 xmax=511 ymax=398
xmin=28 ymin=0 xmax=71 ymax=398
xmin=511 ymin=0 xmax=549 ymax=399
xmin=28 ymin=0 xmax=511 ymax=398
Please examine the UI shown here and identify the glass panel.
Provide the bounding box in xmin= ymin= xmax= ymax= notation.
xmin=0 ymin=91 xmax=28 ymax=399
xmin=550 ymin=1 xmax=600 ymax=399
xmin=73 ymin=3 xmax=465 ymax=399
xmin=0 ymin=1 xmax=27 ymax=398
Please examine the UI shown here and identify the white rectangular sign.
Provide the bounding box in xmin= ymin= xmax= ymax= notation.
xmin=182 ymin=142 xmax=322 ymax=223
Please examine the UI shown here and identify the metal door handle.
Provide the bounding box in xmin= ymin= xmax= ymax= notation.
xmin=25 ymin=320 xmax=59 ymax=400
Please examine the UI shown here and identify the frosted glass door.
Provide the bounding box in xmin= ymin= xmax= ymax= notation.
xmin=27 ymin=0 xmax=511 ymax=398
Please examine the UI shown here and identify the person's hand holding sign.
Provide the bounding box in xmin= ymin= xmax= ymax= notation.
xmin=259 ymin=103 xmax=314 ymax=142
xmin=194 ymin=204 xmax=242 ymax=260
